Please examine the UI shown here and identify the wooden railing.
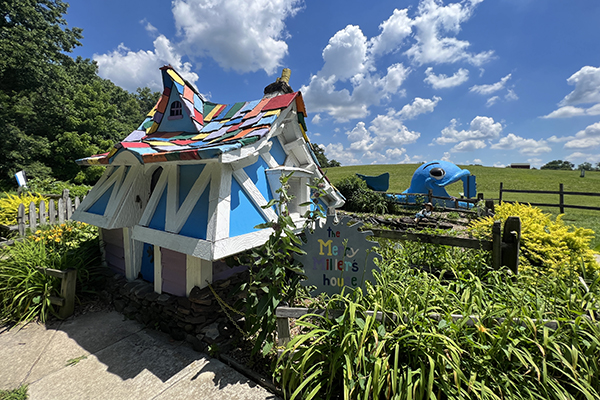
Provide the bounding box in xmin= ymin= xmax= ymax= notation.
xmin=38 ymin=267 xmax=77 ymax=319
xmin=499 ymin=182 xmax=600 ymax=213
xmin=276 ymin=306 xmax=569 ymax=349
xmin=370 ymin=216 xmax=521 ymax=274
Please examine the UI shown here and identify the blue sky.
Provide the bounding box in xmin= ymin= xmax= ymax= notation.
xmin=66 ymin=0 xmax=600 ymax=168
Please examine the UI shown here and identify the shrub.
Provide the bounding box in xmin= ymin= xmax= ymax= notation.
xmin=276 ymin=253 xmax=600 ymax=399
xmin=334 ymin=176 xmax=398 ymax=214
xmin=0 ymin=192 xmax=48 ymax=225
xmin=0 ymin=221 xmax=102 ymax=324
xmin=26 ymin=177 xmax=91 ymax=199
xmin=469 ymin=202 xmax=599 ymax=278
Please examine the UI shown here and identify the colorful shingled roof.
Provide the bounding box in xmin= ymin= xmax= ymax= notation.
xmin=76 ymin=66 xmax=309 ymax=166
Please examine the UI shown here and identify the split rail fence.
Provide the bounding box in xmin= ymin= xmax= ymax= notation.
xmin=499 ymin=182 xmax=600 ymax=214
xmin=370 ymin=216 xmax=521 ymax=274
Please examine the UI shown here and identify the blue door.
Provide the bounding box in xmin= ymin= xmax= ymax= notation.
xmin=140 ymin=243 xmax=154 ymax=282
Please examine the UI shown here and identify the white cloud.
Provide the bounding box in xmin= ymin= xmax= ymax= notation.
xmin=505 ymin=89 xmax=518 ymax=101
xmin=566 ymin=152 xmax=600 ymax=163
xmin=542 ymin=105 xmax=600 ymax=118
xmin=320 ymin=25 xmax=371 ymax=81
xmin=369 ymin=8 xmax=413 ymax=57
xmin=405 ymin=0 xmax=494 ymax=66
xmin=543 ymin=66 xmax=600 ymax=118
xmin=94 ymin=35 xmax=199 ymax=92
xmin=493 ymin=162 xmax=506 ymax=168
xmin=434 ymin=116 xmax=503 ymax=145
xmin=301 ymin=63 xmax=410 ymax=122
xmin=486 ymin=96 xmax=499 ymax=107
xmin=311 ymin=114 xmax=322 ymax=124
xmin=323 ymin=113 xmax=421 ymax=165
xmin=424 ymin=67 xmax=469 ymax=89
xmin=451 ymin=139 xmax=486 ymax=152
xmin=142 ymin=20 xmax=158 ymax=34
xmin=564 ymin=121 xmax=600 ymax=149
xmin=559 ymin=66 xmax=600 ymax=106
xmin=172 ymin=0 xmax=302 ymax=74
xmin=397 ymin=96 xmax=441 ymax=120
xmin=303 ymin=0 xmax=492 ymax=122
xmin=469 ymin=74 xmax=512 ymax=95
xmin=490 ymin=133 xmax=552 ymax=155
xmin=441 ymin=152 xmax=452 ymax=162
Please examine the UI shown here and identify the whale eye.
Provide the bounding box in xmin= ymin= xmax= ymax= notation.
xmin=430 ymin=167 xmax=445 ymax=180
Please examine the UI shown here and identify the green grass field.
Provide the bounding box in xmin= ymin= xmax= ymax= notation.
xmin=323 ymin=164 xmax=600 ymax=249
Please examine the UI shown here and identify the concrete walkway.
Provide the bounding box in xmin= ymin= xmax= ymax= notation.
xmin=0 ymin=311 xmax=279 ymax=400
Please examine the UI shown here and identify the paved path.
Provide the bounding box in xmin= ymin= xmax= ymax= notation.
xmin=0 ymin=311 xmax=278 ymax=400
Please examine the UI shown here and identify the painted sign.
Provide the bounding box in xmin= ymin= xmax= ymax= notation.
xmin=295 ymin=216 xmax=379 ymax=296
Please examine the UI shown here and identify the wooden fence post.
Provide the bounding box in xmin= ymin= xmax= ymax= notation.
xmin=59 ymin=268 xmax=77 ymax=319
xmin=29 ymin=201 xmax=37 ymax=231
xmin=74 ymin=196 xmax=80 ymax=210
xmin=277 ymin=317 xmax=291 ymax=348
xmin=499 ymin=182 xmax=503 ymax=204
xmin=18 ymin=203 xmax=25 ymax=236
xmin=66 ymin=197 xmax=73 ymax=220
xmin=428 ymin=189 xmax=433 ymax=204
xmin=39 ymin=200 xmax=47 ymax=226
xmin=492 ymin=220 xmax=501 ymax=270
xmin=61 ymin=189 xmax=69 ymax=206
xmin=559 ymin=183 xmax=564 ymax=214
xmin=49 ymin=200 xmax=56 ymax=224
xmin=502 ymin=216 xmax=521 ymax=274
xmin=58 ymin=198 xmax=65 ymax=223
xmin=485 ymin=199 xmax=495 ymax=214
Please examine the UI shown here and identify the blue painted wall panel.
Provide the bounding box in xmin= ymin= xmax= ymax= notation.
xmin=179 ymin=186 xmax=210 ymax=239
xmin=230 ymin=178 xmax=268 ymax=237
xmin=243 ymin=158 xmax=272 ymax=202
xmin=86 ymin=184 xmax=114 ymax=215
xmin=148 ymin=189 xmax=168 ymax=231
xmin=270 ymin=138 xmax=287 ymax=166
xmin=178 ymin=164 xmax=205 ymax=208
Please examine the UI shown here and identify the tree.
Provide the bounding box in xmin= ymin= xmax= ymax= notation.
xmin=578 ymin=162 xmax=593 ymax=171
xmin=310 ymin=143 xmax=341 ymax=167
xmin=0 ymin=1 xmax=161 ymax=186
xmin=540 ymin=160 xmax=574 ymax=170
xmin=0 ymin=0 xmax=83 ymax=93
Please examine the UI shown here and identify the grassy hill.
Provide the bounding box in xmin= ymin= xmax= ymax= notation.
xmin=323 ymin=164 xmax=600 ymax=249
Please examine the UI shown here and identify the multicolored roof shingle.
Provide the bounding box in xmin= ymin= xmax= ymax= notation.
xmin=76 ymin=66 xmax=308 ymax=166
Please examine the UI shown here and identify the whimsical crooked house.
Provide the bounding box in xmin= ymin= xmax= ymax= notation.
xmin=73 ymin=66 xmax=344 ymax=297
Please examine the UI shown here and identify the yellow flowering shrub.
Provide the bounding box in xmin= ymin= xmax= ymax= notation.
xmin=469 ymin=202 xmax=599 ymax=278
xmin=0 ymin=193 xmax=48 ymax=225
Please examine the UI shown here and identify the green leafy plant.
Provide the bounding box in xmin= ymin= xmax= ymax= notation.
xmin=469 ymin=202 xmax=599 ymax=278
xmin=26 ymin=177 xmax=91 ymax=199
xmin=334 ymin=176 xmax=398 ymax=214
xmin=0 ymin=384 xmax=28 ymax=400
xmin=0 ymin=221 xmax=102 ymax=324
xmin=235 ymin=173 xmax=318 ymax=356
xmin=0 ymin=193 xmax=48 ymax=225
xmin=276 ymin=241 xmax=600 ymax=399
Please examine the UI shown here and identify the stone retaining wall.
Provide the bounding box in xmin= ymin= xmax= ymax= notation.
xmin=101 ymin=270 xmax=248 ymax=353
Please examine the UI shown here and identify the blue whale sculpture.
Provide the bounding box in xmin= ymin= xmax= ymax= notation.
xmin=391 ymin=160 xmax=476 ymax=208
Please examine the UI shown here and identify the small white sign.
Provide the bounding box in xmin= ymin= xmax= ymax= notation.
xmin=15 ymin=170 xmax=27 ymax=187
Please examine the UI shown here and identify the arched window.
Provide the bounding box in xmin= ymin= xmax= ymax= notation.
xmin=169 ymin=101 xmax=182 ymax=117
